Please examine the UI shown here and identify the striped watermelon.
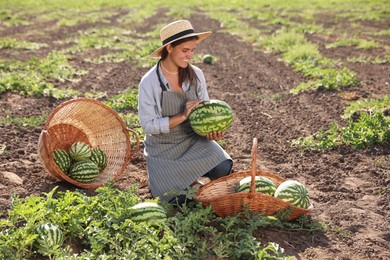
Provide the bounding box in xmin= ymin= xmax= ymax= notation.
xmin=236 ymin=176 xmax=276 ymax=195
xmin=53 ymin=149 xmax=71 ymax=173
xmin=203 ymin=54 xmax=213 ymax=64
xmin=189 ymin=99 xmax=233 ymax=136
xmin=130 ymin=202 xmax=166 ymax=223
xmin=34 ymin=223 xmax=64 ymax=252
xmin=69 ymin=141 xmax=91 ymax=161
xmin=90 ymin=147 xmax=107 ymax=171
xmin=68 ymin=160 xmax=99 ymax=183
xmin=274 ymin=180 xmax=310 ymax=209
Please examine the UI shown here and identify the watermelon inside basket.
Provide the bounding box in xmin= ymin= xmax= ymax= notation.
xmin=195 ymin=138 xmax=312 ymax=221
xmin=38 ymin=97 xmax=140 ymax=189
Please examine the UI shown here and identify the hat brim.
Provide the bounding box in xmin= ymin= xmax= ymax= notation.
xmin=150 ymin=31 xmax=212 ymax=58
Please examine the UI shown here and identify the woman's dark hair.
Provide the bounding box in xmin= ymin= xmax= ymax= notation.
xmin=161 ymin=36 xmax=199 ymax=87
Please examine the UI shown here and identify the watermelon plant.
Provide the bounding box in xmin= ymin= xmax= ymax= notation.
xmin=0 ymin=114 xmax=47 ymax=128
xmin=0 ymin=51 xmax=83 ymax=98
xmin=341 ymin=112 xmax=390 ymax=149
xmin=292 ymin=111 xmax=390 ymax=152
xmin=236 ymin=176 xmax=276 ymax=195
xmin=0 ymin=184 xmax=325 ymax=259
xmin=260 ymin=29 xmax=360 ymax=94
xmin=0 ymin=38 xmax=48 ymax=50
xmin=104 ymin=89 xmax=139 ymax=112
xmin=347 ymin=54 xmax=389 ymax=64
xmin=274 ymin=180 xmax=310 ymax=209
xmin=342 ymin=95 xmax=390 ymax=120
xmin=189 ymin=99 xmax=233 ymax=136
xmin=325 ymin=36 xmax=377 ymax=50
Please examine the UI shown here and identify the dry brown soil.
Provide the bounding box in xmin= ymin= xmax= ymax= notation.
xmin=0 ymin=9 xmax=389 ymax=260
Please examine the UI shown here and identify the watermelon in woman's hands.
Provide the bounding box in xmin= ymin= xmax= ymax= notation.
xmin=189 ymin=99 xmax=233 ymax=136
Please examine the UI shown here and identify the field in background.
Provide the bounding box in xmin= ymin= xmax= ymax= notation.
xmin=1 ymin=0 xmax=389 ymax=259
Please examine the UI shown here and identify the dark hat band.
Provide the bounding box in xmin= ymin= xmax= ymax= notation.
xmin=162 ymin=29 xmax=195 ymax=45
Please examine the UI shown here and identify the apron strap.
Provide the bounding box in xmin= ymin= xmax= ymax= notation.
xmin=156 ymin=60 xmax=168 ymax=92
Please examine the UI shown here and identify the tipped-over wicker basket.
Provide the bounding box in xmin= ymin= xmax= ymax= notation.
xmin=38 ymin=97 xmax=140 ymax=189
xmin=195 ymin=138 xmax=312 ymax=221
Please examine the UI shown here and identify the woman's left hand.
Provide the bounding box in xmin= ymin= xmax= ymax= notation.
xmin=207 ymin=131 xmax=224 ymax=141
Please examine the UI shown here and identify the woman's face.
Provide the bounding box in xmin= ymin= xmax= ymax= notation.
xmin=168 ymin=39 xmax=198 ymax=68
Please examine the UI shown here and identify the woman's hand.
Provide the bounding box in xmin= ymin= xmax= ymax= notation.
xmin=169 ymin=99 xmax=203 ymax=129
xmin=184 ymin=99 xmax=203 ymax=118
xmin=207 ymin=131 xmax=224 ymax=141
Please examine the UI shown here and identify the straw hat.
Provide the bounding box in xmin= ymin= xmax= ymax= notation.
xmin=150 ymin=20 xmax=212 ymax=58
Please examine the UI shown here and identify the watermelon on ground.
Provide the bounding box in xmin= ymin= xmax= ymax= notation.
xmin=274 ymin=180 xmax=310 ymax=209
xmin=189 ymin=99 xmax=233 ymax=136
xmin=203 ymin=54 xmax=213 ymax=64
xmin=130 ymin=202 xmax=167 ymax=224
xmin=34 ymin=223 xmax=64 ymax=253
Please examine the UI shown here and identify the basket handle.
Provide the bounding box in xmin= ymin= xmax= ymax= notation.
xmin=249 ymin=138 xmax=258 ymax=194
xmin=126 ymin=128 xmax=140 ymax=159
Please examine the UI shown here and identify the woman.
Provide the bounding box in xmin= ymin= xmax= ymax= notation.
xmin=138 ymin=20 xmax=233 ymax=204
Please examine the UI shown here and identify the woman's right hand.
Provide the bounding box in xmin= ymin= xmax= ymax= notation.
xmin=169 ymin=99 xmax=204 ymax=129
xmin=183 ymin=99 xmax=203 ymax=118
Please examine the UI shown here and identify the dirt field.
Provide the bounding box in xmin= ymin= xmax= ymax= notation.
xmin=0 ymin=9 xmax=389 ymax=260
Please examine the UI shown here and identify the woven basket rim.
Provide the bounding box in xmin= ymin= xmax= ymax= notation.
xmin=43 ymin=97 xmax=126 ymax=130
xmin=195 ymin=169 xmax=285 ymax=201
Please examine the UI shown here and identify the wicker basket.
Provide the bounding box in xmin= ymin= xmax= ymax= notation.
xmin=38 ymin=97 xmax=140 ymax=189
xmin=195 ymin=138 xmax=312 ymax=221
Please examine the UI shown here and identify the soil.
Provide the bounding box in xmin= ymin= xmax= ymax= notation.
xmin=0 ymin=8 xmax=389 ymax=260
